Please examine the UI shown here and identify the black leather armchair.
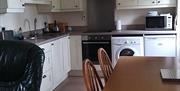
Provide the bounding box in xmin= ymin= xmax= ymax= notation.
xmin=0 ymin=40 xmax=45 ymax=91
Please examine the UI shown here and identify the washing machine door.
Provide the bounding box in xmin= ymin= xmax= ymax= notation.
xmin=116 ymin=46 xmax=140 ymax=60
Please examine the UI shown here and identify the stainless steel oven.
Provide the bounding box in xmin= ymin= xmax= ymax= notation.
xmin=82 ymin=35 xmax=111 ymax=64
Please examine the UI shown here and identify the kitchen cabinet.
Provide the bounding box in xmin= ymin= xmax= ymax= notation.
xmin=23 ymin=0 xmax=51 ymax=4
xmin=39 ymin=35 xmax=71 ymax=91
xmin=51 ymin=39 xmax=64 ymax=88
xmin=39 ymin=42 xmax=53 ymax=91
xmin=37 ymin=0 xmax=83 ymax=12
xmin=0 ymin=0 xmax=24 ymax=13
xmin=144 ymin=35 xmax=176 ymax=57
xmin=60 ymin=0 xmax=83 ymax=11
xmin=62 ymin=36 xmax=71 ymax=73
xmin=116 ymin=0 xmax=138 ymax=9
xmin=116 ymin=0 xmax=176 ymax=9
xmin=138 ymin=0 xmax=176 ymax=7
xmin=70 ymin=35 xmax=82 ymax=70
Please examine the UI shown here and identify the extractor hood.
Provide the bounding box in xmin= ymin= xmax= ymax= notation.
xmin=87 ymin=0 xmax=115 ymax=32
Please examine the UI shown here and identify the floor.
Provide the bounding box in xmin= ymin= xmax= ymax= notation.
xmin=54 ymin=77 xmax=86 ymax=91
xmin=54 ymin=76 xmax=105 ymax=91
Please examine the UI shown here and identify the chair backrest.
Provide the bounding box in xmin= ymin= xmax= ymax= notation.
xmin=98 ymin=48 xmax=113 ymax=82
xmin=0 ymin=40 xmax=45 ymax=91
xmin=83 ymin=59 xmax=103 ymax=91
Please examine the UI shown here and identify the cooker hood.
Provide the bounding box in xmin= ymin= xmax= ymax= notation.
xmin=87 ymin=0 xmax=115 ymax=32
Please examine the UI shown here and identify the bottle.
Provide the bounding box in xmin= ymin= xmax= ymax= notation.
xmin=43 ymin=22 xmax=49 ymax=33
xmin=53 ymin=20 xmax=59 ymax=32
xmin=17 ymin=27 xmax=24 ymax=40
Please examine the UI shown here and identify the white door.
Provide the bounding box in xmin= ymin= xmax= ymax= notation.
xmin=40 ymin=71 xmax=53 ymax=91
xmin=116 ymin=0 xmax=138 ymax=7
xmin=61 ymin=0 xmax=76 ymax=10
xmin=144 ymin=35 xmax=176 ymax=57
xmin=7 ymin=0 xmax=24 ymax=9
xmin=157 ymin=0 xmax=176 ymax=5
xmin=51 ymin=39 xmax=64 ymax=88
xmin=138 ymin=0 xmax=156 ymax=6
xmin=52 ymin=0 xmax=60 ymax=10
xmin=70 ymin=35 xmax=82 ymax=70
xmin=62 ymin=36 xmax=71 ymax=73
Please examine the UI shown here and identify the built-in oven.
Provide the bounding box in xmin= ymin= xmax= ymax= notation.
xmin=82 ymin=35 xmax=111 ymax=64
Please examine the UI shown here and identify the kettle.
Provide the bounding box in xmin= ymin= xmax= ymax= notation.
xmin=53 ymin=20 xmax=60 ymax=32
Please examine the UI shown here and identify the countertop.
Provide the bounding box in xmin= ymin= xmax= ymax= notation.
xmin=24 ymin=33 xmax=69 ymax=45
xmin=80 ymin=30 xmax=178 ymax=35
xmin=24 ymin=29 xmax=178 ymax=45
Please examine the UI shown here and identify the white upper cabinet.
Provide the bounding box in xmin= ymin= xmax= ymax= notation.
xmin=38 ymin=0 xmax=83 ymax=12
xmin=116 ymin=0 xmax=176 ymax=9
xmin=138 ymin=0 xmax=176 ymax=6
xmin=138 ymin=0 xmax=156 ymax=6
xmin=23 ymin=0 xmax=51 ymax=4
xmin=157 ymin=0 xmax=176 ymax=5
xmin=60 ymin=0 xmax=83 ymax=11
xmin=116 ymin=0 xmax=138 ymax=9
xmin=0 ymin=0 xmax=24 ymax=13
xmin=51 ymin=0 xmax=61 ymax=10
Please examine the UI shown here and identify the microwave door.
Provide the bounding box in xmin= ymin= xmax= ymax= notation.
xmin=146 ymin=16 xmax=165 ymax=30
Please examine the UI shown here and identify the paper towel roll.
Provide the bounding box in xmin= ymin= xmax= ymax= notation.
xmin=116 ymin=20 xmax=122 ymax=30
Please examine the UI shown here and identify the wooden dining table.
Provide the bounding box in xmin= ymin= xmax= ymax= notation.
xmin=103 ymin=56 xmax=180 ymax=91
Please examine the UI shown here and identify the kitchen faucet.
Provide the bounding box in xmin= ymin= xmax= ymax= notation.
xmin=34 ymin=18 xmax=37 ymax=38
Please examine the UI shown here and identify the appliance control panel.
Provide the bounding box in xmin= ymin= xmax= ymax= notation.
xmin=82 ymin=35 xmax=111 ymax=41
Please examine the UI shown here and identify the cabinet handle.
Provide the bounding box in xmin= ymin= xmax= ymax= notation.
xmin=22 ymin=4 xmax=25 ymax=6
xmin=157 ymin=1 xmax=160 ymax=3
xmin=42 ymin=48 xmax=45 ymax=51
xmin=52 ymin=6 xmax=55 ymax=8
xmin=43 ymin=75 xmax=47 ymax=78
xmin=152 ymin=1 xmax=155 ymax=3
xmin=74 ymin=5 xmax=78 ymax=8
xmin=51 ymin=43 xmax=54 ymax=45
xmin=118 ymin=3 xmax=120 ymax=5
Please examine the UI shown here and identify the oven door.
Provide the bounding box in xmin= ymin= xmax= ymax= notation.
xmin=82 ymin=40 xmax=111 ymax=64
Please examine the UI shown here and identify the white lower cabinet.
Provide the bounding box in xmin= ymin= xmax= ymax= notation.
xmin=40 ymin=71 xmax=53 ymax=91
xmin=144 ymin=35 xmax=176 ymax=57
xmin=39 ymin=35 xmax=71 ymax=91
xmin=62 ymin=36 xmax=71 ymax=73
xmin=70 ymin=35 xmax=82 ymax=70
xmin=51 ymin=39 xmax=64 ymax=88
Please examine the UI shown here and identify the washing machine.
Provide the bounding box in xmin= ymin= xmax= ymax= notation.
xmin=111 ymin=36 xmax=144 ymax=67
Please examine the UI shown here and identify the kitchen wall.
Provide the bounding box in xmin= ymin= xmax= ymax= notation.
xmin=48 ymin=12 xmax=87 ymax=26
xmin=0 ymin=5 xmax=176 ymax=32
xmin=0 ymin=5 xmax=51 ymax=32
xmin=115 ymin=7 xmax=176 ymax=25
xmin=0 ymin=5 xmax=86 ymax=32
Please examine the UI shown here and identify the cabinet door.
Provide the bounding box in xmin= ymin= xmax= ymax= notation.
xmin=62 ymin=36 xmax=71 ymax=73
xmin=138 ymin=0 xmax=156 ymax=6
xmin=40 ymin=71 xmax=53 ymax=91
xmin=144 ymin=35 xmax=176 ymax=57
xmin=157 ymin=0 xmax=176 ymax=5
xmin=61 ymin=0 xmax=76 ymax=10
xmin=51 ymin=39 xmax=64 ymax=88
xmin=7 ymin=0 xmax=24 ymax=8
xmin=60 ymin=0 xmax=83 ymax=11
xmin=52 ymin=0 xmax=60 ymax=10
xmin=39 ymin=43 xmax=52 ymax=73
xmin=116 ymin=0 xmax=138 ymax=7
xmin=70 ymin=35 xmax=82 ymax=70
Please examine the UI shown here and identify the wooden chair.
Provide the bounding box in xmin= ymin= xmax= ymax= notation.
xmin=83 ymin=59 xmax=103 ymax=91
xmin=98 ymin=48 xmax=113 ymax=82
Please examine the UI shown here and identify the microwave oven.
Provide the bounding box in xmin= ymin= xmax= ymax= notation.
xmin=145 ymin=15 xmax=172 ymax=30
